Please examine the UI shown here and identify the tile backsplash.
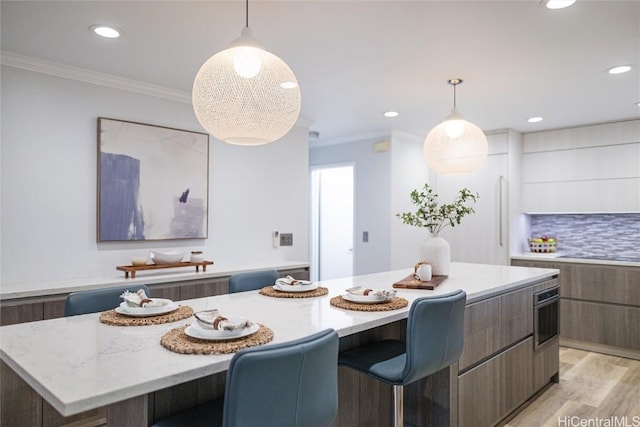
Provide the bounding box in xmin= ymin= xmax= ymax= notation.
xmin=530 ymin=213 xmax=640 ymax=258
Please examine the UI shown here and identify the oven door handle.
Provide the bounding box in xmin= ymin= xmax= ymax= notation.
xmin=535 ymin=295 xmax=559 ymax=309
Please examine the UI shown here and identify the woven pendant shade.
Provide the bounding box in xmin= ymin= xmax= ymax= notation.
xmin=193 ymin=28 xmax=301 ymax=146
xmin=423 ymin=79 xmax=488 ymax=175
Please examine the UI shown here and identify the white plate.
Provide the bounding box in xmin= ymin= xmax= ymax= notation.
xmin=342 ymin=293 xmax=390 ymax=304
xmin=273 ymin=282 xmax=319 ymax=293
xmin=184 ymin=321 xmax=260 ymax=341
xmin=116 ymin=299 xmax=179 ymax=316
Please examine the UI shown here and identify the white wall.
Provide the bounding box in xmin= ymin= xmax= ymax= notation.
xmin=0 ymin=65 xmax=309 ymax=285
xmin=389 ymin=130 xmax=430 ymax=270
xmin=309 ymin=136 xmax=391 ymax=275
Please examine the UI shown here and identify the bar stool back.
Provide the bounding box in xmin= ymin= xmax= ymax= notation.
xmin=64 ymin=284 xmax=150 ymax=316
xmin=152 ymin=328 xmax=339 ymax=427
xmin=228 ymin=269 xmax=279 ymax=293
xmin=338 ymin=290 xmax=466 ymax=427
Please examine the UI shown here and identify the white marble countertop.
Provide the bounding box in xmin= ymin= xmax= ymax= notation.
xmin=511 ymin=253 xmax=640 ymax=267
xmin=0 ymin=260 xmax=310 ymax=301
xmin=0 ymin=262 xmax=557 ymax=417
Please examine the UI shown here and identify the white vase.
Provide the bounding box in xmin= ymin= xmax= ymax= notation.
xmin=418 ymin=233 xmax=450 ymax=276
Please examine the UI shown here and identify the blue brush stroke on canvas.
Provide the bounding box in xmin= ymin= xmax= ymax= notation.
xmin=100 ymin=152 xmax=145 ymax=240
xmin=179 ymin=188 xmax=189 ymax=203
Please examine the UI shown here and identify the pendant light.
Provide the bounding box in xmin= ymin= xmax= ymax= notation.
xmin=423 ymin=79 xmax=488 ymax=175
xmin=192 ymin=0 xmax=301 ymax=146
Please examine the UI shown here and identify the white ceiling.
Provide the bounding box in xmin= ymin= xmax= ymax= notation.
xmin=2 ymin=1 xmax=639 ymax=144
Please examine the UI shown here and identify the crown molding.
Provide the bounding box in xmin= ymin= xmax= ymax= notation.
xmin=295 ymin=115 xmax=314 ymax=129
xmin=2 ymin=51 xmax=317 ymax=129
xmin=1 ymin=51 xmax=192 ymax=104
xmin=310 ymin=130 xmax=393 ymax=148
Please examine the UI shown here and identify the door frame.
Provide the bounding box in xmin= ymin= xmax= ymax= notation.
xmin=309 ymin=162 xmax=356 ymax=281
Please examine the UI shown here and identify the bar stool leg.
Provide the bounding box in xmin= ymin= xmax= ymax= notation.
xmin=393 ymin=384 xmax=403 ymax=427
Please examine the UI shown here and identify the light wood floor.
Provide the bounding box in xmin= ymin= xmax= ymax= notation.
xmin=502 ymin=347 xmax=640 ymax=427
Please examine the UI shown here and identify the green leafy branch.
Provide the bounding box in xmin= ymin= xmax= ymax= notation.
xmin=396 ymin=184 xmax=479 ymax=235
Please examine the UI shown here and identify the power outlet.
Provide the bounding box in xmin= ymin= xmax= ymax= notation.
xmin=280 ymin=233 xmax=293 ymax=246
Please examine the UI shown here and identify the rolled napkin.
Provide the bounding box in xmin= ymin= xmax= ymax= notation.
xmin=275 ymin=275 xmax=313 ymax=286
xmin=120 ymin=289 xmax=167 ymax=308
xmin=346 ymin=286 xmax=397 ymax=300
xmin=194 ymin=309 xmax=253 ymax=331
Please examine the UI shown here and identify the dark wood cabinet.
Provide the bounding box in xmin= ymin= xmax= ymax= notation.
xmin=561 ymin=299 xmax=640 ymax=350
xmin=457 ymin=278 xmax=559 ymax=427
xmin=148 ymin=282 xmax=182 ymax=301
xmin=533 ymin=336 xmax=560 ymax=391
xmin=458 ymin=337 xmax=534 ymax=427
xmin=459 ymin=285 xmax=534 ymax=371
xmin=511 ymin=258 xmax=640 ymax=356
xmin=278 ymin=268 xmax=310 ymax=280
xmin=179 ymin=277 xmax=228 ymax=300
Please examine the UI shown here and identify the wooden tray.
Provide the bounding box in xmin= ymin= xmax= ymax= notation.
xmin=116 ymin=261 xmax=214 ymax=278
xmin=392 ymin=274 xmax=447 ymax=290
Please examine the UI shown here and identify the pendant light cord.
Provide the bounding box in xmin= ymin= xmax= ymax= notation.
xmin=448 ymin=78 xmax=462 ymax=109
xmin=246 ymin=0 xmax=249 ymax=28
xmin=453 ymin=84 xmax=457 ymax=109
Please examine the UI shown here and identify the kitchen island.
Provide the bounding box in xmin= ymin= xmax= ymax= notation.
xmin=0 ymin=263 xmax=559 ymax=427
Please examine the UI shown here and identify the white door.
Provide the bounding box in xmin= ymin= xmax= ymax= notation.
xmin=310 ymin=165 xmax=354 ymax=281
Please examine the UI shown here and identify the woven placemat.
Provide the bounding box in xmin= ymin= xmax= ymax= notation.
xmin=160 ymin=324 xmax=274 ymax=355
xmin=99 ymin=305 xmax=194 ymax=326
xmin=259 ymin=286 xmax=329 ymax=298
xmin=330 ymin=296 xmax=409 ymax=311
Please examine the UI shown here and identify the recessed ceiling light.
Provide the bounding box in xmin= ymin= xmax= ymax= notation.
xmin=544 ymin=0 xmax=576 ymax=9
xmin=608 ymin=65 xmax=632 ymax=74
xmin=528 ymin=117 xmax=544 ymax=123
xmin=90 ymin=25 xmax=121 ymax=39
xmin=384 ymin=111 xmax=399 ymax=118
xmin=636 ymin=101 xmax=640 ymax=107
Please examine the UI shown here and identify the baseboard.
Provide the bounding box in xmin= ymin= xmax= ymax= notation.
xmin=560 ymin=338 xmax=640 ymax=360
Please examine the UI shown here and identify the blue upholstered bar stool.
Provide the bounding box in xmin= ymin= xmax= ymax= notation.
xmin=64 ymin=284 xmax=150 ymax=316
xmin=227 ymin=269 xmax=279 ymax=293
xmin=338 ymin=290 xmax=466 ymax=427
xmin=152 ymin=328 xmax=339 ymax=427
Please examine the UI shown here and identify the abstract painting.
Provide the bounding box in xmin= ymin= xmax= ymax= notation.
xmin=98 ymin=117 xmax=209 ymax=241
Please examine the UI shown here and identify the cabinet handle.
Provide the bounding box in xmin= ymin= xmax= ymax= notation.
xmin=499 ymin=176 xmax=504 ymax=247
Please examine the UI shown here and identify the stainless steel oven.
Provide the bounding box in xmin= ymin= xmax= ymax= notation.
xmin=534 ymin=286 xmax=560 ymax=350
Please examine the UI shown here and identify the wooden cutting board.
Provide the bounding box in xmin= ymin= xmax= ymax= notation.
xmin=392 ymin=274 xmax=447 ymax=290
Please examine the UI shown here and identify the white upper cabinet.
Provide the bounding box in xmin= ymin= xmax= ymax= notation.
xmin=521 ymin=120 xmax=640 ymax=213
